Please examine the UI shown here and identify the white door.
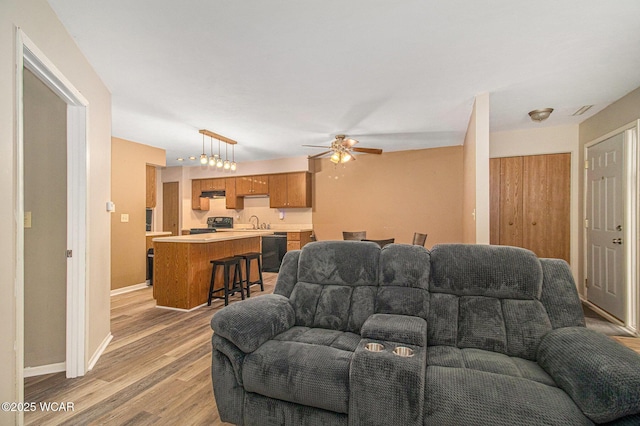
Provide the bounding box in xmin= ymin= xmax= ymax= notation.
xmin=586 ymin=133 xmax=625 ymax=320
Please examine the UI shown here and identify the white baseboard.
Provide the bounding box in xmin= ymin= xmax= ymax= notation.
xmin=88 ymin=332 xmax=113 ymax=371
xmin=110 ymin=282 xmax=150 ymax=296
xmin=24 ymin=362 xmax=65 ymax=378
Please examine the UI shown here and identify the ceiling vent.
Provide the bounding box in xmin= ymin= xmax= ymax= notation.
xmin=572 ymin=105 xmax=593 ymax=116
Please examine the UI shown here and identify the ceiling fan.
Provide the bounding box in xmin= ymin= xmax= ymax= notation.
xmin=303 ymin=135 xmax=383 ymax=164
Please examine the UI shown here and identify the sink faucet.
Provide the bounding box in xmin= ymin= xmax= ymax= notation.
xmin=249 ymin=215 xmax=260 ymax=230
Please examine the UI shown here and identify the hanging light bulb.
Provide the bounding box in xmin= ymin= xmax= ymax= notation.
xmin=208 ymin=136 xmax=216 ymax=166
xmin=330 ymin=151 xmax=340 ymax=164
xmin=200 ymin=133 xmax=208 ymax=164
xmin=223 ymin=143 xmax=231 ymax=169
xmin=230 ymin=144 xmax=237 ymax=171
xmin=341 ymin=152 xmax=351 ymax=163
xmin=216 ymin=139 xmax=223 ymax=168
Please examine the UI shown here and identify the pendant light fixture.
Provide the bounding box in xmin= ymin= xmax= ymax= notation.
xmin=223 ymin=143 xmax=231 ymax=169
xmin=216 ymin=139 xmax=224 ymax=168
xmin=200 ymin=133 xmax=208 ymax=164
xmin=194 ymin=129 xmax=238 ymax=172
xmin=230 ymin=144 xmax=237 ymax=171
xmin=208 ymin=136 xmax=216 ymax=166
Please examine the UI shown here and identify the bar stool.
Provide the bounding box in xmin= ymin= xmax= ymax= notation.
xmin=238 ymin=252 xmax=265 ymax=297
xmin=208 ymin=256 xmax=244 ymax=306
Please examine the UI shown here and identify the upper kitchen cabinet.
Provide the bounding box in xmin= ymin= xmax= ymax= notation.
xmin=236 ymin=175 xmax=269 ymax=196
xmin=145 ymin=165 xmax=156 ymax=208
xmin=269 ymin=172 xmax=312 ymax=208
xmin=191 ymin=179 xmax=210 ymax=211
xmin=200 ymin=178 xmax=226 ymax=191
xmin=225 ymin=177 xmax=244 ymax=209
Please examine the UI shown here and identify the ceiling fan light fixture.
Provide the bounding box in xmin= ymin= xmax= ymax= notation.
xmin=341 ymin=152 xmax=351 ymax=163
xmin=330 ymin=152 xmax=341 ymax=164
xmin=528 ymin=108 xmax=553 ymax=122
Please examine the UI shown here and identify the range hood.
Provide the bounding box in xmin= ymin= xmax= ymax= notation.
xmin=201 ymin=190 xmax=226 ymax=199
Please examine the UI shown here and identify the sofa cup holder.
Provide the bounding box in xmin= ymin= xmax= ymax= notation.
xmin=393 ymin=346 xmax=414 ymax=357
xmin=364 ymin=342 xmax=385 ymax=352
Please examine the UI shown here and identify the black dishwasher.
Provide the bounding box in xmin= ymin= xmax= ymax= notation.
xmin=262 ymin=232 xmax=287 ymax=272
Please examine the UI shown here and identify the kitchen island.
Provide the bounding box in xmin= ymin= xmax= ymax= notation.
xmin=152 ymin=231 xmax=273 ymax=310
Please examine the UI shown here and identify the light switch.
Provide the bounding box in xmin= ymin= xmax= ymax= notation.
xmin=120 ymin=213 xmax=129 ymax=223
xmin=24 ymin=211 xmax=32 ymax=228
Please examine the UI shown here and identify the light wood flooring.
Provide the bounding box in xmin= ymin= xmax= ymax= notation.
xmin=24 ymin=274 xmax=277 ymax=426
xmin=25 ymin=274 xmax=639 ymax=425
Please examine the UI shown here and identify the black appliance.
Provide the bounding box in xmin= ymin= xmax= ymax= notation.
xmin=189 ymin=228 xmax=217 ymax=235
xmin=190 ymin=217 xmax=233 ymax=235
xmin=262 ymin=232 xmax=287 ymax=272
xmin=145 ymin=208 xmax=153 ymax=232
xmin=208 ymin=216 xmax=233 ymax=229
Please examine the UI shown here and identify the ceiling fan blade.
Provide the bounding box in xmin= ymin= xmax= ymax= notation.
xmin=342 ymin=138 xmax=359 ymax=147
xmin=308 ymin=151 xmax=332 ymax=159
xmin=352 ymin=147 xmax=383 ymax=154
xmin=302 ymin=144 xmax=331 ymax=148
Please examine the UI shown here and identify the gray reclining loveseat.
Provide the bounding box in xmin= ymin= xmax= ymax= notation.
xmin=210 ymin=241 xmax=640 ymax=425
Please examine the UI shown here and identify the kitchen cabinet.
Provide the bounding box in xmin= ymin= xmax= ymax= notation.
xmin=225 ymin=178 xmax=244 ymax=209
xmin=489 ymin=153 xmax=570 ymax=262
xmin=236 ymin=175 xmax=269 ymax=196
xmin=145 ymin=165 xmax=156 ymax=208
xmin=286 ymin=231 xmax=313 ymax=251
xmin=191 ymin=179 xmax=210 ymax=210
xmin=269 ymin=172 xmax=312 ymax=208
xmin=200 ymin=178 xmax=226 ymax=191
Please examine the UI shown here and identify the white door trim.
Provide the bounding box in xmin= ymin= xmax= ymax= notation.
xmin=583 ymin=120 xmax=640 ymax=334
xmin=15 ymin=27 xmax=89 ymax=404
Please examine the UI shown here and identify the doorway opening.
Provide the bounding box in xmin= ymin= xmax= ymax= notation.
xmin=15 ymin=28 xmax=89 ymax=412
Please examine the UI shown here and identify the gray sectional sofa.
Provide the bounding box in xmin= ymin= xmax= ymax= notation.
xmin=210 ymin=241 xmax=640 ymax=425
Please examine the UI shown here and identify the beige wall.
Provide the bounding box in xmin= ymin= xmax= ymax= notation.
xmin=490 ymin=125 xmax=580 ymax=282
xmin=462 ymin=93 xmax=491 ymax=244
xmin=23 ymin=69 xmax=67 ymax=368
xmin=1 ymin=0 xmax=112 ymax=420
xmin=312 ymin=147 xmax=464 ymax=246
xmin=111 ymin=137 xmax=165 ymax=290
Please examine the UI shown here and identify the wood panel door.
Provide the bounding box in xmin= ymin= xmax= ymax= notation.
xmin=268 ymin=174 xmax=288 ymax=207
xmin=145 ymin=165 xmax=156 ymax=208
xmin=490 ymin=153 xmax=570 ymax=263
xmin=523 ymin=154 xmax=570 ymax=261
xmin=286 ymin=172 xmax=312 ymax=207
xmin=163 ymin=182 xmax=179 ymax=236
xmin=498 ymin=156 xmax=524 ymax=248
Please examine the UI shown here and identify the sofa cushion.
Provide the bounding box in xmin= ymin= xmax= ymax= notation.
xmin=424 ymin=366 xmax=593 ymax=425
xmin=428 ymin=346 xmax=556 ymax=387
xmin=377 ymin=244 xmax=430 ymax=319
xmin=272 ymin=326 xmax=361 ymax=352
xmin=297 ymin=240 xmax=380 ymax=286
xmin=243 ymin=339 xmax=353 ymax=414
xmin=430 ymin=244 xmax=543 ymax=299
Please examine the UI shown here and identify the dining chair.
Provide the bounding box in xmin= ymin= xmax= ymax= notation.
xmin=412 ymin=232 xmax=428 ymax=246
xmin=343 ymin=231 xmax=366 ymax=241
xmin=363 ymin=238 xmax=395 ymax=248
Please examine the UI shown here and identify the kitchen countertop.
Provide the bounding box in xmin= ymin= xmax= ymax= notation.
xmin=146 ymin=231 xmax=172 ymax=237
xmin=215 ymin=227 xmax=313 ymax=233
xmin=153 ymin=230 xmax=274 ymax=243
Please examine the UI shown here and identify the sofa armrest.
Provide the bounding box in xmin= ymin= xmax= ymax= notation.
xmin=211 ymin=294 xmax=295 ymax=353
xmin=537 ymin=327 xmax=640 ymax=423
xmin=360 ymin=314 xmax=427 ymax=346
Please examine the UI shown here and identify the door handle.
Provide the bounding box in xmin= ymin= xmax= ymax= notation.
xmin=612 ymin=238 xmax=622 ymax=245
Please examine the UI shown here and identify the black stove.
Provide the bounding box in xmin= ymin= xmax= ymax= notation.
xmin=190 ymin=217 xmax=233 ymax=235
xmin=207 ymin=216 xmax=233 ymax=229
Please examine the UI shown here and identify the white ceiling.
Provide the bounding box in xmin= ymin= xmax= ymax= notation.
xmin=48 ymin=0 xmax=640 ymax=167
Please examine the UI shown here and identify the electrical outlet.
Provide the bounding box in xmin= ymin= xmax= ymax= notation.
xmin=120 ymin=213 xmax=129 ymax=223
